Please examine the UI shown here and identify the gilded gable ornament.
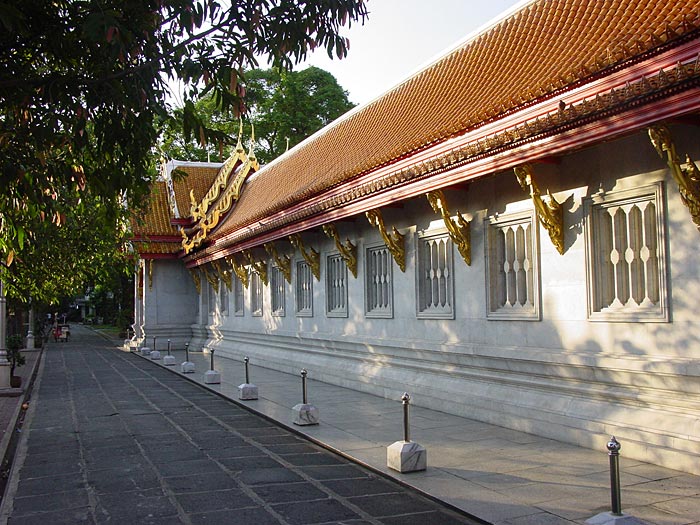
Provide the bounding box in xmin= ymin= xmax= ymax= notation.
xmin=426 ymin=190 xmax=471 ymax=266
xmin=244 ymin=250 xmax=268 ymax=285
xmin=322 ymin=224 xmax=358 ymax=278
xmin=227 ymin=256 xmax=249 ymax=289
xmin=514 ymin=164 xmax=564 ymax=255
xmin=366 ymin=209 xmax=405 ymax=272
xmin=289 ymin=233 xmax=320 ymax=280
xmin=264 ymin=243 xmax=292 ymax=284
xmin=648 ymin=124 xmax=700 ymax=231
xmin=213 ymin=260 xmax=232 ymax=291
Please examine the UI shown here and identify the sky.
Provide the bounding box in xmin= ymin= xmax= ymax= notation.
xmin=295 ymin=0 xmax=526 ymax=107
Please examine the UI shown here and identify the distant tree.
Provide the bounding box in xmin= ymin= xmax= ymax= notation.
xmin=245 ymin=67 xmax=355 ymax=163
xmin=160 ymin=66 xmax=355 ymax=165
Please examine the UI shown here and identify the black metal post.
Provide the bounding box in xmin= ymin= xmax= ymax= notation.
xmin=152 ymin=336 xmax=156 ymax=351
xmin=608 ymin=436 xmax=622 ymax=516
xmin=167 ymin=339 xmax=171 ymax=356
xmin=301 ymin=369 xmax=308 ymax=404
xmin=185 ymin=342 xmax=189 ymax=361
xmin=402 ymin=392 xmax=411 ymax=442
xmin=244 ymin=356 xmax=250 ymax=384
xmin=210 ymin=349 xmax=215 ymax=371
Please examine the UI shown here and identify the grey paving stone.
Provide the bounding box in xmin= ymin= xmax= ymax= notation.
xmin=94 ymin=493 xmax=178 ymax=523
xmin=322 ymin=477 xmax=402 ymax=497
xmin=251 ymin=481 xmax=329 ymax=504
xmin=7 ymin=505 xmax=94 ymax=525
xmin=272 ymin=498 xmax=361 ymax=525
xmin=265 ymin=443 xmax=323 ymax=455
xmin=348 ymin=492 xmax=436 ymax=517
xmin=12 ymin=489 xmax=89 ymax=515
xmin=218 ymin=455 xmax=284 ymax=471
xmin=380 ymin=510 xmax=475 ymax=524
xmin=19 ymin=459 xmax=82 ymax=480
xmin=174 ymin=488 xmax=257 ymax=512
xmin=206 ymin=444 xmax=267 ymax=459
xmin=300 ymin=465 xmax=372 ymax=481
xmin=252 ymin=433 xmax=304 ymax=445
xmin=165 ymin=471 xmax=238 ymax=493
xmin=86 ymin=465 xmax=160 ymax=494
xmin=155 ymin=457 xmax=224 ymax=477
xmin=238 ymin=467 xmax=305 ymax=486
xmin=188 ymin=506 xmax=279 ymax=525
xmin=282 ymin=452 xmax=349 ymax=467
xmin=15 ymin=473 xmax=86 ymax=497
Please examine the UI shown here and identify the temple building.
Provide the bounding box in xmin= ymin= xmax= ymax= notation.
xmin=131 ymin=0 xmax=700 ymax=475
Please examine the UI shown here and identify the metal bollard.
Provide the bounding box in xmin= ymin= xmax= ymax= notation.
xmin=608 ymin=436 xmax=622 ymax=516
xmin=301 ymin=369 xmax=308 ymax=404
xmin=210 ymin=349 xmax=215 ymax=371
xmin=402 ymin=392 xmax=411 ymax=443
xmin=244 ymin=356 xmax=250 ymax=384
xmin=152 ymin=336 xmax=156 ymax=352
xmin=167 ymin=339 xmax=171 ymax=356
xmin=185 ymin=342 xmax=190 ymax=361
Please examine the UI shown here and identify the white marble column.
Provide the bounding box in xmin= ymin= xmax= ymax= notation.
xmin=0 ymin=281 xmax=11 ymax=388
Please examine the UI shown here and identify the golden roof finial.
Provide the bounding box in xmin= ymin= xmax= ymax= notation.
xmin=235 ymin=118 xmax=244 ymax=153
xmin=247 ymin=122 xmax=256 ymax=161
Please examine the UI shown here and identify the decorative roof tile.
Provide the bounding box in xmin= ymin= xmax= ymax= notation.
xmin=130 ymin=182 xmax=176 ymax=238
xmin=211 ymin=0 xmax=700 ymax=244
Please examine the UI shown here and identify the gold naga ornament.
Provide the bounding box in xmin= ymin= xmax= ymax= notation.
xmin=322 ymin=224 xmax=358 ymax=278
xmin=426 ymin=189 xmax=471 ymax=266
xmin=264 ymin=243 xmax=292 ymax=284
xmin=289 ymin=233 xmax=321 ymax=280
xmin=514 ymin=164 xmax=565 ymax=255
xmin=366 ymin=209 xmax=405 ymax=272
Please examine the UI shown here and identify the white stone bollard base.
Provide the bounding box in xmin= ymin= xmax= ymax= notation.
xmin=586 ymin=512 xmax=648 ymax=525
xmin=150 ymin=350 xmax=161 ymax=360
xmin=292 ymin=403 xmax=319 ymax=426
xmin=140 ymin=347 xmax=151 ymax=356
xmin=204 ymin=369 xmax=221 ymax=384
xmin=387 ymin=441 xmax=427 ymax=473
xmin=238 ymin=383 xmax=258 ymax=400
xmin=163 ymin=355 xmax=176 ymax=366
xmin=181 ymin=361 xmax=195 ymax=374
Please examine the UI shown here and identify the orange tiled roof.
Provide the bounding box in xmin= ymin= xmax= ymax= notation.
xmin=132 ymin=241 xmax=181 ymax=255
xmin=212 ymin=0 xmax=700 ymax=243
xmin=170 ymin=164 xmax=221 ymax=219
xmin=130 ymin=181 xmax=178 ymax=241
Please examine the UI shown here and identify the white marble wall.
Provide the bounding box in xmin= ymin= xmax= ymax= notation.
xmin=184 ymin=125 xmax=700 ymax=473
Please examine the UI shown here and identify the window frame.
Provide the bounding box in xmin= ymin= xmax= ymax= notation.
xmin=415 ymin=229 xmax=455 ymax=320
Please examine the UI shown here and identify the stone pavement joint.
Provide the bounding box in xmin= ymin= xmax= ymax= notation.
xmin=0 ymin=325 xmax=483 ymax=525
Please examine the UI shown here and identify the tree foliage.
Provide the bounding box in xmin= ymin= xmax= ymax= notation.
xmin=160 ymin=66 xmax=355 ymax=164
xmin=0 ymin=0 xmax=367 ymax=302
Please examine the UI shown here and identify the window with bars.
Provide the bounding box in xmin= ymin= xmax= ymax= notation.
xmin=250 ymin=272 xmax=263 ymax=317
xmin=416 ymin=231 xmax=455 ymax=319
xmin=233 ymin=275 xmax=244 ymax=316
xmin=326 ymin=254 xmax=348 ymax=317
xmin=365 ymin=245 xmax=393 ymax=318
xmin=584 ymin=182 xmax=668 ymax=322
xmin=485 ymin=212 xmax=540 ymax=320
xmin=271 ymin=266 xmax=286 ymax=317
xmin=295 ymin=260 xmax=313 ymax=317
xmin=220 ymin=282 xmax=229 ymax=316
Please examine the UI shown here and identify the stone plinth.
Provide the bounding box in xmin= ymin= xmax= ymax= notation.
xmin=205 ymin=370 xmax=221 ymax=384
xmin=238 ymin=383 xmax=258 ymax=400
xmin=387 ymin=441 xmax=427 ymax=473
xmin=150 ymin=350 xmax=161 ymax=360
xmin=181 ymin=361 xmax=195 ymax=374
xmin=139 ymin=346 xmax=151 ymax=356
xmin=586 ymin=512 xmax=648 ymax=525
xmin=163 ymin=355 xmax=176 ymax=366
xmin=292 ymin=403 xmax=319 ymax=426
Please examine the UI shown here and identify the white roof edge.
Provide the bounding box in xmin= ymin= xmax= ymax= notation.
xmin=248 ymin=0 xmax=533 ymax=183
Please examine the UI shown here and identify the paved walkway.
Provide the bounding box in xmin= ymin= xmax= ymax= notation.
xmin=130 ymin=336 xmax=700 ymax=525
xmin=0 ymin=326 xmax=480 ymax=525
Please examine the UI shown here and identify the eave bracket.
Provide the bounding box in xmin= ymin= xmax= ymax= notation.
xmin=366 ymin=209 xmax=406 ymax=272
xmin=322 ymin=224 xmax=358 ymax=278
xmin=426 ymin=190 xmax=471 ymax=266
xmin=289 ymin=233 xmax=320 ymax=281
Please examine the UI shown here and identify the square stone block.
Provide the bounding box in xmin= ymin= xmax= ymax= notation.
xmin=181 ymin=361 xmax=195 ymax=374
xmin=586 ymin=512 xmax=647 ymax=525
xmin=292 ymin=403 xmax=319 ymax=426
xmin=205 ymin=370 xmax=221 ymax=384
xmin=163 ymin=355 xmax=176 ymax=366
xmin=387 ymin=440 xmax=427 ymax=473
xmin=150 ymin=350 xmax=161 ymax=360
xmin=238 ymin=383 xmax=258 ymax=400
xmin=139 ymin=347 xmax=151 ymax=356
